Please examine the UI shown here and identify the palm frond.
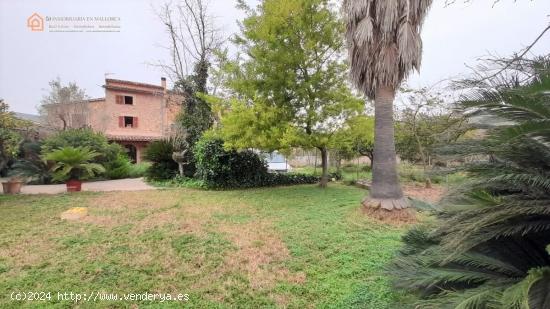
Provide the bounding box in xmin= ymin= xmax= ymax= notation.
xmin=389 ymin=57 xmax=550 ymax=307
xmin=501 ymin=267 xmax=550 ymax=309
xmin=343 ymin=0 xmax=433 ymax=98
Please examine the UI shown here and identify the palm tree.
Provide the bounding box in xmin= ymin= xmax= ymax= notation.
xmin=342 ymin=0 xmax=433 ymax=210
xmin=43 ymin=146 xmax=105 ymax=182
xmin=389 ymin=57 xmax=550 ymax=308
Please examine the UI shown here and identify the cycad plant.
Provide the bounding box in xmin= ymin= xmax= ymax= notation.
xmin=343 ymin=0 xmax=434 ymax=210
xmin=43 ymin=146 xmax=105 ymax=182
xmin=389 ymin=57 xmax=550 ymax=308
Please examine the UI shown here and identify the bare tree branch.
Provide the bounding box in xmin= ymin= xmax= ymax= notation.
xmin=477 ymin=24 xmax=550 ymax=81
xmin=151 ymin=0 xmax=222 ymax=84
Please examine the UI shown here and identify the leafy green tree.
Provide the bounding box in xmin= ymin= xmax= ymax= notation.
xmin=219 ymin=0 xmax=363 ymax=187
xmin=395 ymin=87 xmax=468 ymax=187
xmin=0 ymin=100 xmax=30 ymax=176
xmin=343 ymin=0 xmax=434 ymax=210
xmin=333 ymin=116 xmax=375 ymax=167
xmin=389 ymin=57 xmax=550 ymax=308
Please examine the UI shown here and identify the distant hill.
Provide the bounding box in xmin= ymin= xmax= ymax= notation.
xmin=14 ymin=112 xmax=43 ymax=124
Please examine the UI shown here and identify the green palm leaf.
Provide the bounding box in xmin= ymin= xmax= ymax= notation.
xmin=43 ymin=146 xmax=105 ymax=181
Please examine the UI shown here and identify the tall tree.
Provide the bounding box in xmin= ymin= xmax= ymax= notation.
xmin=343 ymin=0 xmax=433 ymax=210
xmin=39 ymin=77 xmax=89 ymax=131
xmin=155 ymin=0 xmax=222 ymax=176
xmin=220 ymin=0 xmax=363 ymax=187
xmin=155 ymin=0 xmax=221 ymax=85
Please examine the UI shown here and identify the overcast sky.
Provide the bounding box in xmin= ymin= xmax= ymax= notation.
xmin=0 ymin=0 xmax=549 ymax=114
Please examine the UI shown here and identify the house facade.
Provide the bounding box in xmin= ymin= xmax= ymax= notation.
xmin=44 ymin=78 xmax=184 ymax=163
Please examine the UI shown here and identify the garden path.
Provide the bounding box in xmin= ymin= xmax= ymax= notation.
xmin=3 ymin=178 xmax=156 ymax=195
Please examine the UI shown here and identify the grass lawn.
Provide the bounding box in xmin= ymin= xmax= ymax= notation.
xmin=0 ymin=184 xmax=408 ymax=308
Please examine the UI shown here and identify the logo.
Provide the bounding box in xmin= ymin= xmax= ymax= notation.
xmin=27 ymin=13 xmax=44 ymax=31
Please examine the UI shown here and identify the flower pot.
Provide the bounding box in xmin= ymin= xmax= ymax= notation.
xmin=66 ymin=179 xmax=82 ymax=192
xmin=2 ymin=182 xmax=9 ymax=194
xmin=2 ymin=180 xmax=23 ymax=194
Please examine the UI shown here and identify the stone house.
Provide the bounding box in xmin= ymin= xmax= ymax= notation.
xmin=43 ymin=78 xmax=184 ymax=163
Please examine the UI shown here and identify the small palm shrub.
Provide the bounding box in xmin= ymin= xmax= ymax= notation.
xmin=42 ymin=129 xmax=131 ymax=180
xmin=389 ymin=57 xmax=550 ymax=308
xmin=10 ymin=159 xmax=52 ymax=184
xmin=10 ymin=141 xmax=53 ymax=184
xmin=43 ymin=146 xmax=105 ymax=181
xmin=143 ymin=140 xmax=178 ymax=180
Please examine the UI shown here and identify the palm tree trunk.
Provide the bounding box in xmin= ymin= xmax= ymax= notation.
xmin=319 ymin=147 xmax=329 ymax=188
xmin=363 ymin=86 xmax=409 ymax=210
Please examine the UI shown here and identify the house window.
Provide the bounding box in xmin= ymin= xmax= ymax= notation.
xmin=119 ymin=116 xmax=138 ymax=128
xmin=116 ymin=95 xmax=134 ymax=105
xmin=124 ymin=116 xmax=134 ymax=127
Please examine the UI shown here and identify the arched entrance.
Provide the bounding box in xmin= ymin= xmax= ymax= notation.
xmin=124 ymin=144 xmax=137 ymax=163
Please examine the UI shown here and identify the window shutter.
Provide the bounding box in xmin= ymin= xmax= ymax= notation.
xmin=133 ymin=117 xmax=138 ymax=128
xmin=119 ymin=116 xmax=124 ymax=128
xmin=116 ymin=95 xmax=123 ymax=104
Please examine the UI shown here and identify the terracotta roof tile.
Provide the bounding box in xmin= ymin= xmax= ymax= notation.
xmin=106 ymin=135 xmax=164 ymax=142
xmin=105 ymin=79 xmax=164 ymax=90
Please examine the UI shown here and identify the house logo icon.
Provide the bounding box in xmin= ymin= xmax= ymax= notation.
xmin=27 ymin=13 xmax=44 ymax=31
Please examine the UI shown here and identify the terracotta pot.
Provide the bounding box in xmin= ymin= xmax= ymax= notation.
xmin=2 ymin=181 xmax=23 ymax=194
xmin=2 ymin=182 xmax=9 ymax=194
xmin=66 ymin=179 xmax=82 ymax=192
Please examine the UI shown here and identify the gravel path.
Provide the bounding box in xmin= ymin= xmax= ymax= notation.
xmin=3 ymin=178 xmax=157 ymax=195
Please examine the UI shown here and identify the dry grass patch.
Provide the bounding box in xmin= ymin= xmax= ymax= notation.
xmin=403 ymin=184 xmax=446 ymax=204
xmin=218 ymin=221 xmax=305 ymax=290
xmin=361 ymin=206 xmax=418 ymax=226
xmin=0 ymin=238 xmax=57 ymax=270
xmin=73 ymin=190 xmax=301 ymax=296
xmin=87 ymin=191 xmax=179 ymax=211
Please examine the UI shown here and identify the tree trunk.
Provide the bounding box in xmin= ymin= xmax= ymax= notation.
xmin=319 ymin=147 xmax=329 ymax=188
xmin=335 ymin=152 xmax=342 ymax=175
xmin=313 ymin=149 xmax=318 ymax=175
xmin=363 ymin=86 xmax=409 ymax=210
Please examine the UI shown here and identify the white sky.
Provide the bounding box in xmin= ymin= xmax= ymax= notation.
xmin=0 ymin=0 xmax=549 ymax=114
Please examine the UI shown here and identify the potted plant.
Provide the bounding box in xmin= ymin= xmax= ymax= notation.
xmin=1 ymin=175 xmax=24 ymax=194
xmin=43 ymin=146 xmax=105 ymax=192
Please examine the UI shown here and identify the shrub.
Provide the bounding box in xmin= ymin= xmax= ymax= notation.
xmin=150 ymin=175 xmax=206 ymax=189
xmin=194 ymin=137 xmax=266 ymax=188
xmin=42 ymin=129 xmax=129 ymax=180
xmin=399 ymin=163 xmax=444 ymax=184
xmin=9 ymin=141 xmax=53 ymax=184
xmin=143 ymin=140 xmax=178 ymax=180
xmin=328 ymin=171 xmax=342 ymax=181
xmin=194 ymin=136 xmax=318 ymax=189
xmin=261 ymin=173 xmax=318 ymax=187
xmin=128 ymin=162 xmax=150 ymax=178
xmin=103 ymin=153 xmax=132 ymax=180
xmin=43 ymin=146 xmax=105 ymax=181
